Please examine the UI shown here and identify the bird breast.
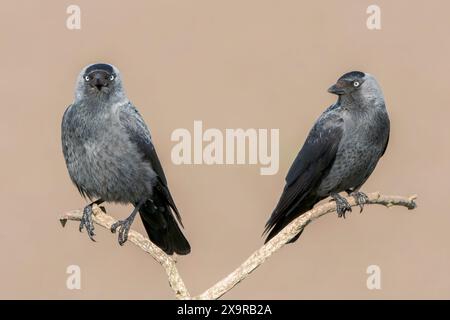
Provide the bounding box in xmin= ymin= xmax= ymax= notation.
xmin=63 ymin=109 xmax=156 ymax=203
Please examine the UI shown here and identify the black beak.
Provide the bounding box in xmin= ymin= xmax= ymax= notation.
xmin=90 ymin=72 xmax=108 ymax=91
xmin=94 ymin=79 xmax=107 ymax=91
xmin=328 ymin=84 xmax=345 ymax=95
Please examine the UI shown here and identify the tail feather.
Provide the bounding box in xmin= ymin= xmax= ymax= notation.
xmin=139 ymin=200 xmax=191 ymax=255
xmin=264 ymin=196 xmax=320 ymax=244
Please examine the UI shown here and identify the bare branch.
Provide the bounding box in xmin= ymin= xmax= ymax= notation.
xmin=195 ymin=192 xmax=417 ymax=299
xmin=59 ymin=192 xmax=417 ymax=300
xmin=60 ymin=205 xmax=190 ymax=299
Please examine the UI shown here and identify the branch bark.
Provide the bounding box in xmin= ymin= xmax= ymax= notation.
xmin=60 ymin=206 xmax=190 ymax=299
xmin=59 ymin=192 xmax=417 ymax=300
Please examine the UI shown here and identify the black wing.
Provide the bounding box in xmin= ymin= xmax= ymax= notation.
xmin=119 ymin=103 xmax=182 ymax=224
xmin=264 ymin=111 xmax=344 ymax=241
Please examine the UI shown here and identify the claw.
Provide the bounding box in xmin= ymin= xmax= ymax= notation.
xmin=331 ymin=193 xmax=352 ymax=218
xmin=79 ymin=204 xmax=96 ymax=241
xmin=351 ymin=191 xmax=369 ymax=213
xmin=111 ymin=218 xmax=133 ymax=246
xmin=110 ymin=200 xmax=144 ymax=246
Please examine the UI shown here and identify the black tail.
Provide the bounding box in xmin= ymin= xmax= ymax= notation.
xmin=264 ymin=195 xmax=320 ymax=244
xmin=139 ymin=198 xmax=191 ymax=255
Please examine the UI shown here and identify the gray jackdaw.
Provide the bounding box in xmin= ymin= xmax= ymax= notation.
xmin=264 ymin=71 xmax=390 ymax=243
xmin=61 ymin=63 xmax=190 ymax=255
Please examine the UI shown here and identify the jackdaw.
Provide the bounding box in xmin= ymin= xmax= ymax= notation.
xmin=61 ymin=63 xmax=190 ymax=255
xmin=264 ymin=71 xmax=390 ymax=243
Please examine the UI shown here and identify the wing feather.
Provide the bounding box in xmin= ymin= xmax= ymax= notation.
xmin=265 ymin=111 xmax=344 ymax=235
xmin=119 ymin=103 xmax=182 ymax=224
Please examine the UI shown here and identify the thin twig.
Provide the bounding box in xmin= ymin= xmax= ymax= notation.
xmin=59 ymin=192 xmax=417 ymax=300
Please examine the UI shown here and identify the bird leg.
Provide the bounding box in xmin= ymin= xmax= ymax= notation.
xmin=111 ymin=200 xmax=145 ymax=246
xmin=331 ymin=193 xmax=352 ymax=218
xmin=79 ymin=198 xmax=104 ymax=241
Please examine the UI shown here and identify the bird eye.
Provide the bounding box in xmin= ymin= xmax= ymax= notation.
xmin=109 ymin=75 xmax=115 ymax=81
xmin=353 ymin=81 xmax=360 ymax=87
xmin=84 ymin=75 xmax=90 ymax=81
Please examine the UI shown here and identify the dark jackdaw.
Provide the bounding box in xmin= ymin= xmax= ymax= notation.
xmin=61 ymin=63 xmax=190 ymax=255
xmin=264 ymin=71 xmax=390 ymax=243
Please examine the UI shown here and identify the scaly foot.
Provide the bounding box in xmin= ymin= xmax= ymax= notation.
xmin=110 ymin=216 xmax=135 ymax=246
xmin=79 ymin=199 xmax=104 ymax=241
xmin=331 ymin=193 xmax=352 ymax=218
xmin=110 ymin=200 xmax=144 ymax=246
xmin=351 ymin=191 xmax=369 ymax=213
xmin=79 ymin=204 xmax=96 ymax=241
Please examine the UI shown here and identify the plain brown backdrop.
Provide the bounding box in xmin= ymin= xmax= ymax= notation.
xmin=0 ymin=0 xmax=449 ymax=299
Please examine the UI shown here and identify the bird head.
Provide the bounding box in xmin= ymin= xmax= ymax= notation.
xmin=328 ymin=71 xmax=384 ymax=106
xmin=75 ymin=63 xmax=125 ymax=103
xmin=328 ymin=71 xmax=367 ymax=95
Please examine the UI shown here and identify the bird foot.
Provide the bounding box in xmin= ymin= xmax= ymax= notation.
xmin=79 ymin=204 xmax=96 ymax=241
xmin=111 ymin=217 xmax=133 ymax=246
xmin=351 ymin=191 xmax=369 ymax=213
xmin=331 ymin=193 xmax=352 ymax=218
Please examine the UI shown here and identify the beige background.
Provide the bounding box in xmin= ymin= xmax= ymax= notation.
xmin=0 ymin=0 xmax=449 ymax=299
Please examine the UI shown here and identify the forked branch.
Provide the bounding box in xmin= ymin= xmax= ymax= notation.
xmin=59 ymin=192 xmax=417 ymax=300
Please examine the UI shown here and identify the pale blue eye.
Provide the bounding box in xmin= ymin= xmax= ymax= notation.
xmin=353 ymin=81 xmax=360 ymax=87
xmin=84 ymin=75 xmax=90 ymax=81
xmin=109 ymin=75 xmax=115 ymax=81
